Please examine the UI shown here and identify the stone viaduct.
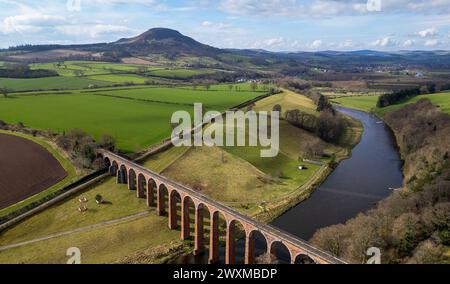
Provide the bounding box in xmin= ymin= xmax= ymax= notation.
xmin=100 ymin=150 xmax=345 ymax=264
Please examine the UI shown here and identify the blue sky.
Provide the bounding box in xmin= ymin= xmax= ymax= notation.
xmin=0 ymin=0 xmax=449 ymax=51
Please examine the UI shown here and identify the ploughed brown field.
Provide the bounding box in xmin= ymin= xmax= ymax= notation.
xmin=0 ymin=133 xmax=67 ymax=210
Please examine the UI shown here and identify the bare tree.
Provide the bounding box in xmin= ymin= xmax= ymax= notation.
xmin=250 ymin=81 xmax=258 ymax=92
xmin=407 ymin=240 xmax=444 ymax=264
xmin=255 ymin=253 xmax=278 ymax=264
xmin=247 ymin=102 xmax=256 ymax=112
xmin=304 ymin=141 xmax=324 ymax=158
xmin=0 ymin=87 xmax=12 ymax=98
xmin=272 ymin=104 xmax=282 ymax=113
xmin=137 ymin=66 xmax=147 ymax=74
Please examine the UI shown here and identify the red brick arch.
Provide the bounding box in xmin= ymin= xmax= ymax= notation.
xmin=99 ymin=150 xmax=345 ymax=265
xmin=137 ymin=173 xmax=146 ymax=198
xmin=157 ymin=184 xmax=168 ymax=216
xmin=147 ymin=178 xmax=157 ymax=207
xmin=182 ymin=196 xmax=195 ymax=240
xmin=246 ymin=230 xmax=268 ymax=264
xmin=128 ymin=169 xmax=137 ymax=191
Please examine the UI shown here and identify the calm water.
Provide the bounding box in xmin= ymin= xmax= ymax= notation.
xmin=271 ymin=107 xmax=404 ymax=240
xmin=174 ymin=107 xmax=403 ymax=263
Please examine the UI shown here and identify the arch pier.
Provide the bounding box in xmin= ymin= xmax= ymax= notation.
xmin=100 ymin=150 xmax=345 ymax=264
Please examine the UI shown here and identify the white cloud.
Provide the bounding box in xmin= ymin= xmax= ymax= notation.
xmin=201 ymin=21 xmax=213 ymax=27
xmin=403 ymin=39 xmax=415 ymax=47
xmin=249 ymin=37 xmax=292 ymax=50
xmin=0 ymin=9 xmax=134 ymax=39
xmin=217 ymin=0 xmax=450 ymax=18
xmin=311 ymin=39 xmax=323 ymax=49
xmin=338 ymin=39 xmax=356 ymax=49
xmin=371 ymin=36 xmax=397 ymax=47
xmin=424 ymin=39 xmax=439 ymax=47
xmin=415 ymin=27 xmax=438 ymax=37
xmin=219 ymin=0 xmax=299 ymax=17
xmin=264 ymin=37 xmax=285 ymax=47
xmin=201 ymin=21 xmax=232 ymax=30
xmin=88 ymin=0 xmax=156 ymax=5
xmin=1 ymin=13 xmax=66 ymax=34
xmin=57 ymin=24 xmax=134 ymax=39
xmin=249 ymin=37 xmax=329 ymax=51
xmin=72 ymin=0 xmax=167 ymax=13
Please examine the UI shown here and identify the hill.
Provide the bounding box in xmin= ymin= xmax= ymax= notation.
xmin=109 ymin=28 xmax=223 ymax=58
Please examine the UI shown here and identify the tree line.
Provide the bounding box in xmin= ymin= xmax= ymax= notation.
xmin=56 ymin=129 xmax=116 ymax=169
xmin=377 ymin=83 xmax=437 ymax=108
xmin=284 ymin=109 xmax=345 ymax=144
xmin=0 ymin=63 xmax=58 ymax=78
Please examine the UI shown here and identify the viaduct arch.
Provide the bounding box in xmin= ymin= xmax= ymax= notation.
xmin=100 ymin=150 xmax=345 ymax=264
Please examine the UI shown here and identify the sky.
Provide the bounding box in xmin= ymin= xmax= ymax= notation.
xmin=0 ymin=0 xmax=449 ymax=51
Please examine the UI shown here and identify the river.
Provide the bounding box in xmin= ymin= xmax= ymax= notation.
xmin=271 ymin=107 xmax=404 ymax=240
xmin=174 ymin=107 xmax=404 ymax=263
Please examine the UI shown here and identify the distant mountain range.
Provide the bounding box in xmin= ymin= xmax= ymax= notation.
xmin=2 ymin=28 xmax=450 ymax=69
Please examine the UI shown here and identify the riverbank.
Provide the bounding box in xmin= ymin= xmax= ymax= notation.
xmin=272 ymin=107 xmax=403 ymax=240
xmin=310 ymin=99 xmax=450 ymax=264
xmin=254 ymin=112 xmax=363 ymax=224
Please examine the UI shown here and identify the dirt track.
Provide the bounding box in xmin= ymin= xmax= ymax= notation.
xmin=0 ymin=133 xmax=67 ymax=210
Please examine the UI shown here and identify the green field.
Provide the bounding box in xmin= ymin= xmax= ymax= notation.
xmin=179 ymin=82 xmax=269 ymax=92
xmin=3 ymin=60 xmax=164 ymax=90
xmin=85 ymin=74 xmax=149 ymax=84
xmin=0 ymin=214 xmax=181 ymax=264
xmin=161 ymin=145 xmax=317 ymax=215
xmin=320 ymin=90 xmax=385 ymax=98
xmin=224 ymin=144 xmax=320 ymax=187
xmin=148 ymin=68 xmax=215 ymax=79
xmin=1 ymin=61 xmax=261 ymax=92
xmin=88 ymin=85 xmax=262 ymax=109
xmin=0 ymin=177 xmax=148 ymax=245
xmin=30 ymin=61 xmax=156 ymax=77
xmin=376 ymin=91 xmax=450 ymax=115
xmin=142 ymin=146 xmax=190 ymax=173
xmin=254 ymin=89 xmax=318 ymax=115
xmin=29 ymin=61 xmax=218 ymax=81
xmin=331 ymin=95 xmax=380 ymax=112
xmin=0 ymin=85 xmax=263 ymax=152
xmin=0 ymin=61 xmax=222 ymax=92
xmin=332 ymin=92 xmax=450 ymax=115
xmin=0 ymin=77 xmax=111 ymax=91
